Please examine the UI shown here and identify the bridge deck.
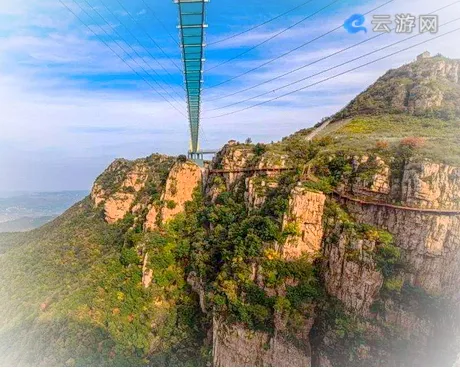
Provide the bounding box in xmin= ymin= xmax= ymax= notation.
xmin=176 ymin=0 xmax=208 ymax=153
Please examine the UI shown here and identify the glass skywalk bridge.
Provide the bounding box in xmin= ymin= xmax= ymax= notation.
xmin=175 ymin=0 xmax=209 ymax=160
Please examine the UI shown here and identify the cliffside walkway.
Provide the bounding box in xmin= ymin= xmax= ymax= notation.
xmin=209 ymin=167 xmax=295 ymax=174
xmin=300 ymin=173 xmax=460 ymax=216
xmin=334 ymin=191 xmax=460 ymax=216
xmin=207 ymin=168 xmax=460 ymax=216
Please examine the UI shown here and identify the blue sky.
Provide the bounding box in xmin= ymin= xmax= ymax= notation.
xmin=0 ymin=0 xmax=459 ymax=191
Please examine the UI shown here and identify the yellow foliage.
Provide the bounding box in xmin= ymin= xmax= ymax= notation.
xmin=264 ymin=248 xmax=281 ymax=261
xmin=220 ymin=280 xmax=238 ymax=303
xmin=365 ymin=229 xmax=380 ymax=242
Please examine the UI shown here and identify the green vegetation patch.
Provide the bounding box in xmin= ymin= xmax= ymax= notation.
xmin=314 ymin=114 xmax=460 ymax=166
xmin=0 ymin=198 xmax=204 ymax=366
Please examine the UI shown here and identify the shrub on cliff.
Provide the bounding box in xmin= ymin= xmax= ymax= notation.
xmin=253 ymin=143 xmax=267 ymax=156
xmin=177 ymin=154 xmax=187 ymax=163
xmin=400 ymin=136 xmax=426 ymax=149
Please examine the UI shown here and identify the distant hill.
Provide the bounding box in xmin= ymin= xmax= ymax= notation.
xmin=0 ymin=190 xmax=87 ymax=226
xmin=0 ymin=216 xmax=55 ymax=233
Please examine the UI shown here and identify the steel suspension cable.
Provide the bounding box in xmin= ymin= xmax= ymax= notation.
xmin=206 ymin=7 xmax=460 ymax=112
xmin=207 ymin=0 xmax=321 ymax=47
xmin=205 ymin=0 xmax=342 ymax=72
xmin=138 ymin=0 xmax=180 ymax=47
xmin=113 ymin=0 xmax=183 ymax=73
xmin=205 ymin=0 xmax=460 ymax=104
xmin=203 ymin=25 xmax=460 ymax=119
xmin=204 ymin=0 xmax=394 ymax=89
xmin=81 ymin=0 xmax=185 ymax=105
xmin=59 ymin=0 xmax=186 ymax=117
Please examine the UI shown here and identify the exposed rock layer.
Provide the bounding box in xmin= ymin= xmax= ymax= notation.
xmin=322 ymin=223 xmax=384 ymax=316
xmin=342 ymin=199 xmax=460 ymax=296
xmin=282 ymin=187 xmax=326 ymax=260
xmin=144 ymin=161 xmax=202 ymax=230
xmin=213 ymin=319 xmax=312 ymax=367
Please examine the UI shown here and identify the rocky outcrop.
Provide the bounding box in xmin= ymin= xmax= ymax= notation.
xmin=349 ymin=156 xmax=391 ymax=199
xmin=213 ymin=317 xmax=313 ymax=367
xmin=282 ymin=187 xmax=326 ymax=260
xmin=103 ymin=193 xmax=137 ymax=224
xmin=206 ymin=143 xmax=291 ymax=210
xmin=256 ymin=152 xmax=289 ymax=171
xmin=91 ymin=161 xmax=149 ymax=224
xmin=245 ymin=176 xmax=278 ymax=210
xmin=400 ymin=161 xmax=460 ymax=210
xmin=341 ymin=156 xmax=460 ymax=211
xmin=322 ymin=223 xmax=384 ymax=316
xmin=145 ymin=161 xmax=202 ymax=230
xmin=162 ymin=162 xmax=202 ymax=223
xmin=341 ymin=200 xmax=460 ymax=296
xmin=212 ymin=142 xmax=255 ymax=189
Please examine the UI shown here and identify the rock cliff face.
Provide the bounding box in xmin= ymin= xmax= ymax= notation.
xmin=321 ymin=222 xmax=384 ymax=316
xmin=90 ymin=156 xmax=201 ymax=230
xmin=91 ymin=160 xmax=149 ymax=223
xmin=213 ymin=320 xmax=311 ymax=367
xmin=206 ymin=140 xmax=460 ymax=365
xmin=245 ymin=176 xmax=278 ymax=210
xmin=161 ymin=162 xmax=202 ymax=223
xmin=342 ymin=200 xmax=460 ymax=296
xmin=87 ymin=142 xmax=460 ymax=366
xmin=339 ymin=156 xmax=460 ymax=211
xmin=103 ymin=193 xmax=137 ymax=224
xmin=212 ymin=142 xmax=255 ymax=189
xmin=347 ymin=156 xmax=391 ymax=199
xmin=329 ymin=155 xmax=460 ymax=297
xmin=282 ymin=187 xmax=326 ymax=260
xmin=145 ymin=161 xmax=202 ymax=230
xmin=400 ymin=161 xmax=460 ymax=210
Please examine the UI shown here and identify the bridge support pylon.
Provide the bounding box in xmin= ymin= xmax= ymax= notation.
xmin=188 ymin=151 xmax=204 ymax=167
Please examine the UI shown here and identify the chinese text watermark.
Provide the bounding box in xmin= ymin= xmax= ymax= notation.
xmin=372 ymin=14 xmax=439 ymax=34
xmin=344 ymin=14 xmax=439 ymax=34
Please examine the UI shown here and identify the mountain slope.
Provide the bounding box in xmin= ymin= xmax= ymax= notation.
xmin=294 ymin=53 xmax=460 ymax=166
xmin=0 ymin=53 xmax=459 ymax=367
xmin=0 ymin=159 xmax=204 ymax=366
xmin=337 ymin=53 xmax=460 ymax=119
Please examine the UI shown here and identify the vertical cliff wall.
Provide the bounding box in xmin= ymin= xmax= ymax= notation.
xmin=282 ymin=187 xmax=326 ymax=260
xmin=145 ymin=161 xmax=202 ymax=230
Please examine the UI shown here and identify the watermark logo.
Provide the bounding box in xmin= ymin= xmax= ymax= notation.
xmin=371 ymin=14 xmax=439 ymax=34
xmin=344 ymin=14 xmax=367 ymax=34
xmin=344 ymin=13 xmax=439 ymax=34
